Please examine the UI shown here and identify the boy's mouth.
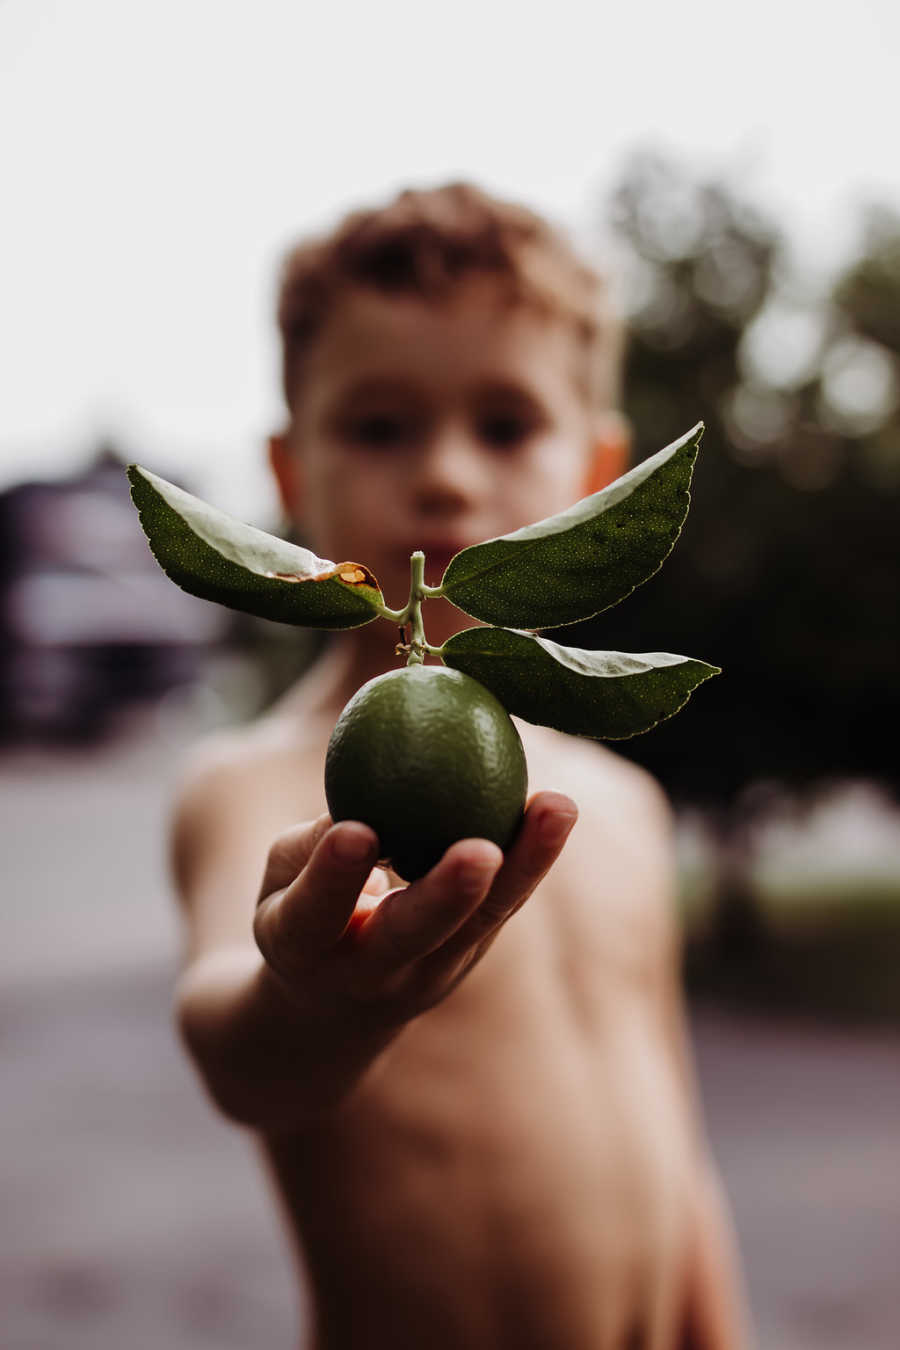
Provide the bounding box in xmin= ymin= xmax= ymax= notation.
xmin=425 ymin=553 xmax=457 ymax=585
xmin=418 ymin=541 xmax=472 ymax=585
xmin=393 ymin=538 xmax=475 ymax=586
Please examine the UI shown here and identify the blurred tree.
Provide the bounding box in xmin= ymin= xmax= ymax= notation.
xmin=567 ymin=151 xmax=900 ymax=805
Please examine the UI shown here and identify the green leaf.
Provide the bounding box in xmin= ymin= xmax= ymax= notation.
xmin=127 ymin=465 xmax=384 ymax=629
xmin=440 ymin=422 xmax=703 ymax=629
xmin=442 ymin=626 xmax=719 ymax=740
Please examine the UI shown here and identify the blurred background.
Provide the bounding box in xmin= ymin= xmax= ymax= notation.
xmin=2 ymin=2 xmax=898 ymax=1348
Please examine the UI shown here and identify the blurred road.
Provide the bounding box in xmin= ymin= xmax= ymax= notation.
xmin=2 ymin=717 xmax=899 ymax=1350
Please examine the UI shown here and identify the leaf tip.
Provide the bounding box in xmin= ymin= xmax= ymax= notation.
xmin=125 ymin=463 xmax=158 ymax=514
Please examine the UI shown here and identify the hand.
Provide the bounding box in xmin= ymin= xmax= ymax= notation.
xmin=254 ymin=791 xmax=578 ymax=1025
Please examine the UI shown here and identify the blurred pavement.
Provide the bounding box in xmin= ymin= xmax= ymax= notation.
xmin=2 ymin=717 xmax=899 ymax=1350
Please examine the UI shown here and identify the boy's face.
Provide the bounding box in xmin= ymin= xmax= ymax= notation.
xmin=272 ymin=278 xmax=623 ymax=621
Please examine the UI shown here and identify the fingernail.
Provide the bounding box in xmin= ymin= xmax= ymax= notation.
xmin=333 ymin=826 xmax=373 ymax=864
xmin=540 ymin=810 xmax=577 ymax=847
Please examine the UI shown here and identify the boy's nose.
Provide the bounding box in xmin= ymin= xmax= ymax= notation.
xmin=409 ymin=428 xmax=485 ymax=517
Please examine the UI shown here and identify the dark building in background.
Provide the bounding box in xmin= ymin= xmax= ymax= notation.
xmin=0 ymin=444 xmax=228 ymax=743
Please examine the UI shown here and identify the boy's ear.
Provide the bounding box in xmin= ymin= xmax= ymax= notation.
xmin=268 ymin=432 xmax=303 ymax=518
xmin=582 ymin=411 xmax=631 ymax=497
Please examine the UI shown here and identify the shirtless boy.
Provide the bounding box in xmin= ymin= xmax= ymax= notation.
xmin=172 ymin=183 xmax=749 ymax=1349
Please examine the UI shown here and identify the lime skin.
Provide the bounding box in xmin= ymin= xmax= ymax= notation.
xmin=324 ymin=665 xmax=528 ymax=882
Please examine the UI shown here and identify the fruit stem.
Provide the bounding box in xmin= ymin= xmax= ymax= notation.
xmin=406 ymin=551 xmax=427 ymax=665
xmin=377 ymin=553 xmax=441 ymax=663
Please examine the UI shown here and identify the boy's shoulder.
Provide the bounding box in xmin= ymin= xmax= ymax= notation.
xmin=169 ymin=702 xmax=330 ymax=903
xmin=520 ymin=720 xmax=673 ymax=836
xmin=520 ymin=722 xmax=679 ymax=965
xmin=175 ymin=699 xmax=328 ymax=812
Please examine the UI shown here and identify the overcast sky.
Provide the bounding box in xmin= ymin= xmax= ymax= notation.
xmin=2 ymin=0 xmax=898 ymax=518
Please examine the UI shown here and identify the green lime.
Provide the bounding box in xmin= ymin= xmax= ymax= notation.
xmin=324 ymin=664 xmax=528 ymax=882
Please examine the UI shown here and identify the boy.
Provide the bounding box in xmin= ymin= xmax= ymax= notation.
xmin=172 ymin=183 xmax=749 ymax=1349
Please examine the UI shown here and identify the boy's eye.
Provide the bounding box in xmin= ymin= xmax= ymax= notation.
xmin=478 ymin=414 xmax=539 ymax=449
xmin=346 ymin=414 xmax=417 ymax=448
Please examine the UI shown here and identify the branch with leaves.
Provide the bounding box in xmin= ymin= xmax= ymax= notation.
xmin=127 ymin=422 xmax=718 ymax=740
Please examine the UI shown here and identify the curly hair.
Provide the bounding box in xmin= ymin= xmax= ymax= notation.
xmin=276 ymin=181 xmax=621 ymax=416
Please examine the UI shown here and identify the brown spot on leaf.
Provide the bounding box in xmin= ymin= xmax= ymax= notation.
xmin=334 ymin=562 xmax=379 ymax=588
xmin=264 ymin=561 xmax=379 ymax=590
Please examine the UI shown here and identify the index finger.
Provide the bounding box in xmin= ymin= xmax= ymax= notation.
xmin=254 ymin=820 xmax=379 ymax=978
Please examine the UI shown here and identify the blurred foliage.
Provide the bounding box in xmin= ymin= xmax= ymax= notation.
xmin=565 ymin=151 xmax=900 ymax=805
